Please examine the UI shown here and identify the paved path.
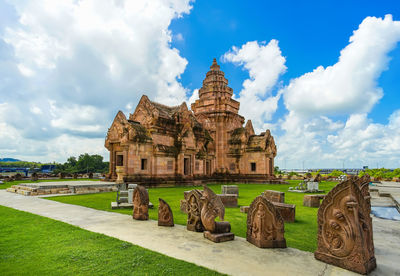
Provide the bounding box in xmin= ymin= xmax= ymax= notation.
xmin=375 ymin=181 xmax=400 ymax=210
xmin=0 ymin=190 xmax=398 ymax=276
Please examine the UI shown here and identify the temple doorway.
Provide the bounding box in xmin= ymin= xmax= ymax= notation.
xmin=184 ymin=157 xmax=191 ymax=175
xmin=206 ymin=160 xmax=211 ymax=175
xmin=116 ymin=153 xmax=124 ymax=166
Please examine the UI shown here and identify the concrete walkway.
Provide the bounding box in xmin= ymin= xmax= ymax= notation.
xmin=373 ymin=181 xmax=400 ymax=211
xmin=0 ymin=190 xmax=398 ymax=276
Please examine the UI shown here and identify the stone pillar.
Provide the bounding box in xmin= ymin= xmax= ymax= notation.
xmin=270 ymin=158 xmax=274 ymax=176
xmin=215 ymin=115 xmax=228 ymax=172
xmin=191 ymin=154 xmax=195 ymax=176
xmin=123 ymin=147 xmax=128 ymax=178
xmin=110 ymin=149 xmax=116 ymax=179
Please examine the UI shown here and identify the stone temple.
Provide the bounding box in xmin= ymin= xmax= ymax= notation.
xmin=105 ymin=59 xmax=277 ymax=185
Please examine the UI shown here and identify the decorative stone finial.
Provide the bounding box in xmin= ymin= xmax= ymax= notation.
xmin=210 ymin=58 xmax=220 ymax=71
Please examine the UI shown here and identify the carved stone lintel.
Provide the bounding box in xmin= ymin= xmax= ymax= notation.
xmin=186 ymin=189 xmax=204 ymax=232
xmin=314 ymin=178 xmax=376 ymax=274
xmin=132 ymin=185 xmax=149 ymax=220
xmin=158 ymin=198 xmax=174 ymax=227
xmin=246 ymin=196 xmax=286 ymax=248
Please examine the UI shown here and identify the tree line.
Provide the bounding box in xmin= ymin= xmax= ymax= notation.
xmin=53 ymin=154 xmax=109 ymax=174
xmin=0 ymin=154 xmax=109 ymax=174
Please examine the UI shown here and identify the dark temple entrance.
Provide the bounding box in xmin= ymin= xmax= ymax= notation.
xmin=184 ymin=157 xmax=190 ymax=175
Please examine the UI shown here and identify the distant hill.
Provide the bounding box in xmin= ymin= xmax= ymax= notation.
xmin=0 ymin=158 xmax=21 ymax=162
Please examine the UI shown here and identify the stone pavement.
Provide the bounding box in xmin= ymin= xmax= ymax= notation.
xmin=373 ymin=181 xmax=400 ymax=211
xmin=0 ymin=190 xmax=399 ymax=276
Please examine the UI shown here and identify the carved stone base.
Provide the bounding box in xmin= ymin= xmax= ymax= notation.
xmin=133 ymin=212 xmax=148 ymax=220
xmin=247 ymin=236 xmax=286 ymax=248
xmin=158 ymin=221 xmax=174 ymax=227
xmin=314 ymin=252 xmax=376 ymax=275
xmin=187 ymin=224 xmax=203 ymax=232
xmin=204 ymin=231 xmax=234 ymax=243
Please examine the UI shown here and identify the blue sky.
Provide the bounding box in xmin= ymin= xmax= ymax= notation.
xmin=171 ymin=1 xmax=400 ymax=125
xmin=1 ymin=0 xmax=400 ymax=169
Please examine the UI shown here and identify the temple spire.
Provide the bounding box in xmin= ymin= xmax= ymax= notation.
xmin=210 ymin=58 xmax=220 ymax=71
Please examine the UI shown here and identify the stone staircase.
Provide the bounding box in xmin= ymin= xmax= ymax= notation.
xmin=118 ymin=190 xmax=129 ymax=204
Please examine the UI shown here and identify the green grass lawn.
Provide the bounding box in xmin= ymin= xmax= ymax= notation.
xmin=47 ymin=181 xmax=338 ymax=252
xmin=0 ymin=178 xmax=100 ymax=190
xmin=0 ymin=205 xmax=222 ymax=276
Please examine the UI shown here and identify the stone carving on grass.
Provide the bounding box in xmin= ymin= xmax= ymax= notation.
xmin=201 ymin=186 xmax=234 ymax=242
xmin=158 ymin=198 xmax=174 ymax=227
xmin=314 ymin=179 xmax=376 ymax=274
xmin=313 ymin=173 xmax=322 ymax=183
xmin=132 ymin=185 xmax=149 ymax=220
xmin=186 ymin=189 xmax=204 ymax=232
xmin=247 ymin=196 xmax=286 ymax=248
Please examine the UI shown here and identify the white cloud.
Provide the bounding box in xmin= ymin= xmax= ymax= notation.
xmin=324 ymin=111 xmax=400 ymax=167
xmin=283 ymin=15 xmax=400 ymax=116
xmin=276 ymin=15 xmax=400 ymax=168
xmin=0 ymin=0 xmax=193 ymax=162
xmin=223 ymin=40 xmax=286 ymax=132
xmin=187 ymin=88 xmax=199 ymax=107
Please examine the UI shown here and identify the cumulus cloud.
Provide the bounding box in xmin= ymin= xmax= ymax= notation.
xmin=284 ymin=15 xmax=400 ymax=116
xmin=325 ymin=111 xmax=400 ymax=166
xmin=276 ymin=15 xmax=400 ymax=168
xmin=0 ymin=0 xmax=193 ymax=161
xmin=223 ymin=40 xmax=286 ymax=132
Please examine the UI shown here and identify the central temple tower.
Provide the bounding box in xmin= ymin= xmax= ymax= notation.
xmin=191 ymin=58 xmax=245 ymax=171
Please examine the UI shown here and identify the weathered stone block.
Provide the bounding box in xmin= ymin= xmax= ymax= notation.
xmin=303 ymin=194 xmax=325 ymax=207
xmin=307 ymin=182 xmax=319 ymax=191
xmin=128 ymin=184 xmax=138 ymax=189
xmin=240 ymin=206 xmax=249 ymax=213
xmin=272 ymin=202 xmax=295 ymax=223
xmin=262 ymin=190 xmax=285 ymax=203
xmin=6 ymin=188 xmax=16 ymax=193
xmin=217 ymin=194 xmax=238 ymax=207
xmin=204 ymin=231 xmax=234 ymax=243
xmin=221 ymin=185 xmax=239 ymax=196
xmin=128 ymin=189 xmax=133 ymax=204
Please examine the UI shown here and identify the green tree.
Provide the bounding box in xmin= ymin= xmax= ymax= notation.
xmin=328 ymin=170 xmax=344 ymax=177
xmin=76 ymin=154 xmax=106 ymax=173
